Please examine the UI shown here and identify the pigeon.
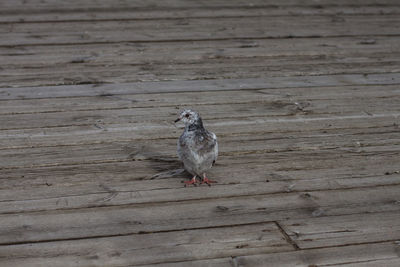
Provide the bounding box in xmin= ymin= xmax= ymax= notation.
xmin=175 ymin=109 xmax=218 ymax=186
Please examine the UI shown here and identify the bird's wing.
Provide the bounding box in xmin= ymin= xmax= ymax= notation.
xmin=177 ymin=134 xmax=186 ymax=161
xmin=196 ymin=131 xmax=217 ymax=163
xmin=210 ymin=132 xmax=218 ymax=163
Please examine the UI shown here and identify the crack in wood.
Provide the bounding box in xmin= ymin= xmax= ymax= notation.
xmin=274 ymin=221 xmax=300 ymax=250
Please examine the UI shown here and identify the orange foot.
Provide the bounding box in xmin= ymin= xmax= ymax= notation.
xmin=201 ymin=177 xmax=217 ymax=186
xmin=183 ymin=177 xmax=198 ymax=187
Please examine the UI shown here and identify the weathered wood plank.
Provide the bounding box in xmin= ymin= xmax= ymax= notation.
xmin=2 ymin=36 xmax=398 ymax=69
xmin=140 ymin=242 xmax=400 ymax=267
xmin=0 ymin=135 xmax=398 ymax=206
xmin=1 ymin=15 xmax=399 ymax=46
xmin=1 ymin=6 xmax=400 ymax=23
xmin=1 ymin=170 xmax=399 ymax=214
xmin=0 ymin=133 xmax=398 ymax=212
xmin=0 ymin=222 xmax=293 ymax=266
xmin=1 ymin=112 xmax=398 ymax=150
xmin=1 ymin=94 xmax=399 ymax=130
xmin=281 ymin=211 xmax=400 ymax=249
xmin=332 ymin=258 xmax=400 ymax=267
xmin=1 ymin=57 xmax=398 ymax=87
xmin=1 ymin=126 xmax=399 ymax=169
xmin=1 ymin=132 xmax=398 ymax=191
xmin=1 ymin=39 xmax=397 ymax=87
xmin=0 ymin=85 xmax=399 ymax=115
xmin=1 ymin=36 xmax=399 ymax=87
xmin=1 ymin=0 xmax=399 ymax=10
xmin=2 ymin=140 xmax=397 ymax=185
xmin=0 ymin=185 xmax=399 ymax=245
xmin=1 ymin=0 xmax=399 ymax=11
xmin=1 ymin=73 xmax=400 ymax=98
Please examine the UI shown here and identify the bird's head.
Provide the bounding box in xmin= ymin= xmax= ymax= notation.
xmin=175 ymin=109 xmax=201 ymax=126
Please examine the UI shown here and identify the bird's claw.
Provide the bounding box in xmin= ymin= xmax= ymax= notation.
xmin=183 ymin=177 xmax=217 ymax=187
xmin=183 ymin=177 xmax=198 ymax=187
xmin=201 ymin=177 xmax=217 ymax=186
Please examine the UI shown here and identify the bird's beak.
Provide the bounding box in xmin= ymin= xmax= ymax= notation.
xmin=174 ymin=118 xmax=180 ymax=123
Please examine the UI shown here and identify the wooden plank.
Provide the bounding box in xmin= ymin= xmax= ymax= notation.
xmin=2 ymin=138 xmax=397 ymax=184
xmin=0 ymin=185 xmax=399 ymax=245
xmin=332 ymin=259 xmax=400 ymax=267
xmin=1 ymin=36 xmax=399 ymax=88
xmin=138 ymin=242 xmax=400 ymax=267
xmin=1 ymin=94 xmax=399 ymax=130
xmin=3 ymin=228 xmax=400 ymax=266
xmin=1 ymin=126 xmax=399 ymax=169
xmin=0 ymin=145 xmax=398 ymax=212
xmin=1 ymin=112 xmax=399 ymax=149
xmin=2 ymin=36 xmax=398 ymax=67
xmin=1 ymin=73 xmax=400 ymax=98
xmin=327 ymin=258 xmax=400 ymax=267
xmin=0 ymin=85 xmax=399 ymax=115
xmin=2 ymin=6 xmax=400 ymax=23
xmin=0 ymin=134 xmax=398 ymax=205
xmin=0 ymin=222 xmax=294 ymax=266
xmin=1 ymin=170 xmax=399 ymax=214
xmin=1 ymin=55 xmax=399 ymax=87
xmin=1 ymin=0 xmax=399 ymax=12
xmin=165 ymin=242 xmax=400 ymax=267
xmin=1 ymin=24 xmax=397 ymax=87
xmin=280 ymin=211 xmax=400 ymax=249
xmin=0 ymin=135 xmax=398 ymax=196
xmin=1 ymin=15 xmax=399 ymax=46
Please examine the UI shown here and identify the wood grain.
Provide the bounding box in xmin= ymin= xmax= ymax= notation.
xmin=281 ymin=211 xmax=400 ymax=249
xmin=1 ymin=15 xmax=400 ymax=47
xmin=0 ymin=222 xmax=294 ymax=266
xmin=1 ymin=36 xmax=399 ymax=87
xmin=141 ymin=242 xmax=400 ymax=267
xmin=0 ymin=185 xmax=399 ymax=245
xmin=1 ymin=0 xmax=400 ymax=265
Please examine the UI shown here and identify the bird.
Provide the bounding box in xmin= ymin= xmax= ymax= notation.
xmin=175 ymin=109 xmax=218 ymax=186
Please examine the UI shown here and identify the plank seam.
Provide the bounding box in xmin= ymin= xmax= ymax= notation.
xmin=0 ymin=220 xmax=278 ymax=247
xmin=132 ymin=241 xmax=400 ymax=267
xmin=2 ymin=11 xmax=400 ymax=25
xmin=320 ymin=256 xmax=400 ymax=266
xmin=1 ymin=33 xmax=400 ymax=48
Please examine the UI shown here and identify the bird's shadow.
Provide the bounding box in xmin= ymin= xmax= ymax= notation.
xmin=124 ymin=143 xmax=190 ymax=180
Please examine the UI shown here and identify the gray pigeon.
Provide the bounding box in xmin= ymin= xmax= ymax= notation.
xmin=175 ymin=109 xmax=218 ymax=186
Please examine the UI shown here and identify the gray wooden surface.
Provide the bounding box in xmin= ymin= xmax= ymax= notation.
xmin=1 ymin=0 xmax=400 ymax=266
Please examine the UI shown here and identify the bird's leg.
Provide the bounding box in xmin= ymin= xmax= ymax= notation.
xmin=201 ymin=173 xmax=217 ymax=186
xmin=183 ymin=175 xmax=198 ymax=186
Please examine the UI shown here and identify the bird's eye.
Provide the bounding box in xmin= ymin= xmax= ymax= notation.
xmin=185 ymin=114 xmax=190 ymax=118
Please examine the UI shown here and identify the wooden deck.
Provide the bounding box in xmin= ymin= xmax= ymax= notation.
xmin=1 ymin=0 xmax=400 ymax=266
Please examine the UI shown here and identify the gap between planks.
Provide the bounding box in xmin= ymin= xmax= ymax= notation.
xmin=1 ymin=34 xmax=400 ymax=49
